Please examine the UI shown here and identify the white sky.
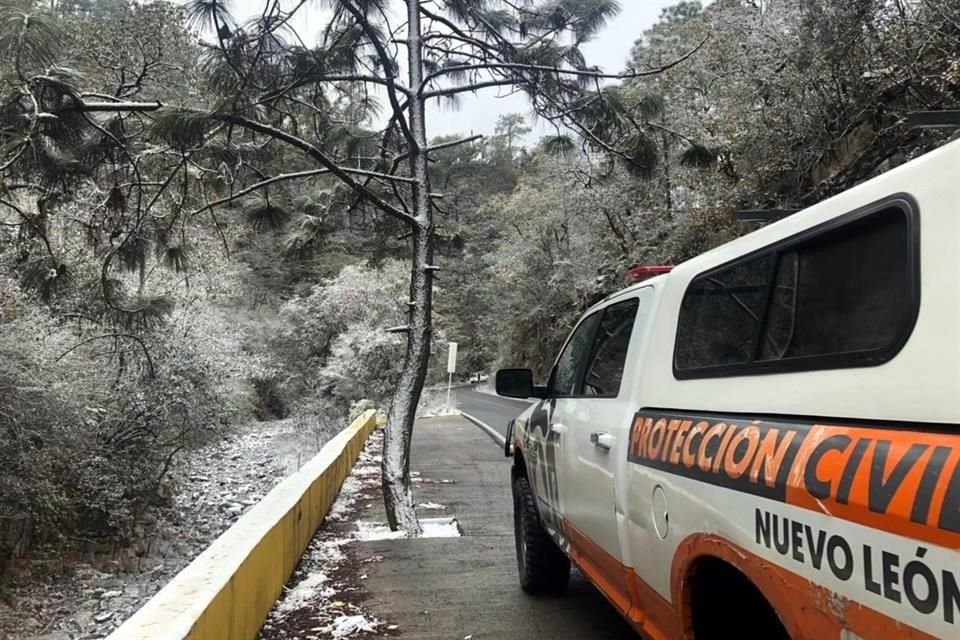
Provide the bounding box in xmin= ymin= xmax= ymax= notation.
xmin=227 ymin=0 xmax=679 ymax=139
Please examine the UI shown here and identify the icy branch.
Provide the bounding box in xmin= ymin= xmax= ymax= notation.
xmin=338 ymin=0 xmax=417 ymax=147
xmin=73 ymin=100 xmax=163 ymax=113
xmin=55 ymin=333 xmax=156 ymax=378
xmin=417 ymin=34 xmax=711 ymax=96
xmin=213 ymin=113 xmax=418 ymax=227
xmin=385 ymin=325 xmax=411 ymax=333
xmin=426 ymin=134 xmax=484 ymax=153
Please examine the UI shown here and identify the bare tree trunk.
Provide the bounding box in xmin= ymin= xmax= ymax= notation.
xmin=382 ymin=228 xmax=433 ymax=534
xmin=382 ymin=0 xmax=432 ymax=535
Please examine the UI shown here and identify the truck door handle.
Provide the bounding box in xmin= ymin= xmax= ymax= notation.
xmin=590 ymin=432 xmax=614 ymax=451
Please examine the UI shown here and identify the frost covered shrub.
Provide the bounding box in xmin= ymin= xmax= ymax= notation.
xmin=0 ymin=318 xmax=76 ymax=550
xmin=274 ymin=260 xmax=445 ymax=414
xmin=0 ymin=314 xmax=124 ymax=547
xmin=276 ymin=260 xmax=406 ymax=410
xmin=0 ymin=283 xmax=237 ymax=558
xmin=349 ymin=398 xmax=376 ymax=421
xmin=321 ymin=323 xmax=406 ymax=405
xmin=668 ymin=208 xmax=747 ymax=263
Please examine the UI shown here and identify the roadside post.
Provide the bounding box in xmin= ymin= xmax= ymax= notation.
xmin=446 ymin=342 xmax=458 ymax=409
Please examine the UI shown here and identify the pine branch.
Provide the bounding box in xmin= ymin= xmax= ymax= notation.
xmin=0 ymin=198 xmax=55 ymax=259
xmin=418 ymin=6 xmax=500 ymax=53
xmin=257 ymin=73 xmax=405 ymax=104
xmin=68 ymin=100 xmax=163 ymax=113
xmin=212 ymin=112 xmax=417 ymax=227
xmin=422 ymin=79 xmax=517 ymax=99
xmin=417 ymin=33 xmax=709 ymax=95
xmin=190 ymin=166 xmax=415 ymax=217
xmin=426 ymin=134 xmax=484 ymax=152
xmin=337 ymin=0 xmax=417 ymax=149
xmin=645 ymin=121 xmax=700 ymax=148
xmin=55 ymin=333 xmax=156 ymax=379
xmin=535 ymin=89 xmax=640 ymax=168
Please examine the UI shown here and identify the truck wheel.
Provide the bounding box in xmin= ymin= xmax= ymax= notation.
xmin=513 ymin=475 xmax=570 ymax=594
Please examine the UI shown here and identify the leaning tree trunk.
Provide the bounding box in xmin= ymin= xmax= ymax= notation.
xmin=382 ymin=0 xmax=432 ymax=535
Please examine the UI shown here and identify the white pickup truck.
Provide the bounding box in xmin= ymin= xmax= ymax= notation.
xmin=496 ymin=138 xmax=960 ymax=640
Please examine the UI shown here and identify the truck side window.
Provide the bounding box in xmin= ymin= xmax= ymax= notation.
xmin=550 ymin=312 xmax=601 ymax=396
xmin=675 ymin=255 xmax=775 ymax=368
xmin=583 ymin=299 xmax=639 ymax=397
xmin=674 ymin=199 xmax=918 ymax=378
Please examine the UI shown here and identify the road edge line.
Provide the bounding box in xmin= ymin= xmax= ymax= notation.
xmin=460 ymin=411 xmax=506 ymax=448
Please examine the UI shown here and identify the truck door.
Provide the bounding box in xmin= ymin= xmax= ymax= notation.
xmin=550 ymin=291 xmax=650 ymax=611
xmin=528 ymin=311 xmax=602 ymax=538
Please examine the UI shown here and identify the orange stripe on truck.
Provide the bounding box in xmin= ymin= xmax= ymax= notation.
xmin=627 ymin=411 xmax=960 ymax=549
xmin=785 ymin=424 xmax=960 ymax=550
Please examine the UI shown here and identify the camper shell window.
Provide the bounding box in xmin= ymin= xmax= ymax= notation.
xmin=674 ymin=195 xmax=920 ymax=379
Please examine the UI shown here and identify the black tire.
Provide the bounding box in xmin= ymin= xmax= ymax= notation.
xmin=513 ymin=475 xmax=570 ymax=594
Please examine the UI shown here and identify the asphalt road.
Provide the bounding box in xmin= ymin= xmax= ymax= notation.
xmin=453 ymin=385 xmax=534 ymax=435
xmin=353 ymin=416 xmax=638 ymax=640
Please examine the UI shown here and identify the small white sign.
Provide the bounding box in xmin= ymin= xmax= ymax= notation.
xmin=447 ymin=342 xmax=458 ymax=374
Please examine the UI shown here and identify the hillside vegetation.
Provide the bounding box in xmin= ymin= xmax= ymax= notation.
xmin=0 ymin=0 xmax=957 ymax=573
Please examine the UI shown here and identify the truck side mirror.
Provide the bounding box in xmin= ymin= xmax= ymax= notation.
xmin=496 ymin=368 xmax=540 ymax=398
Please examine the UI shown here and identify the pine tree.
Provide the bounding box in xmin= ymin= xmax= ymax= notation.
xmin=1 ymin=0 xmax=707 ymax=534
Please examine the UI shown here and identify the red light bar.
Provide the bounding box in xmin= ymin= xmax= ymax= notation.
xmin=625 ymin=265 xmax=673 ymax=284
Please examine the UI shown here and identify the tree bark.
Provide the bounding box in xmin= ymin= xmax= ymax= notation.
xmin=382 ymin=0 xmax=432 ymax=535
xmin=382 ymin=227 xmax=433 ymax=534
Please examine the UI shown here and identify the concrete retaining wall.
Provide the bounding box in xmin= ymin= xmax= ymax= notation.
xmin=108 ymin=410 xmax=379 ymax=640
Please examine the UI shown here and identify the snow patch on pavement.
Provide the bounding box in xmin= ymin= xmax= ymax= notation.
xmin=275 ymin=572 xmax=335 ymax=615
xmin=355 ymin=521 xmax=407 ymax=541
xmin=326 ymin=476 xmax=363 ymax=521
xmin=263 ymin=428 xmax=465 ymax=638
xmin=356 ymin=517 xmax=460 ymax=540
xmin=260 ymin=434 xmax=388 ymax=639
xmin=420 ymin=517 xmax=462 ymax=538
xmin=326 ymin=614 xmax=379 ymax=637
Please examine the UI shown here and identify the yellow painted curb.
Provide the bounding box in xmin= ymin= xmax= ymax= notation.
xmin=108 ymin=409 xmax=379 ymax=640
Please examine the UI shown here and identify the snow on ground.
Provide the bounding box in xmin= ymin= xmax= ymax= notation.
xmin=419 ymin=517 xmax=462 ymax=539
xmin=4 ymin=416 xmax=340 ymax=640
xmin=260 ymin=435 xmax=390 ymax=640
xmin=356 ymin=517 xmax=460 ymax=541
xmin=327 ymin=615 xmax=380 ymax=637
xmin=261 ymin=431 xmax=460 ymax=639
xmin=7 ymin=417 xmax=458 ymax=640
xmin=416 ymin=389 xmax=461 ymax=418
xmin=354 ymin=521 xmax=407 ymax=541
